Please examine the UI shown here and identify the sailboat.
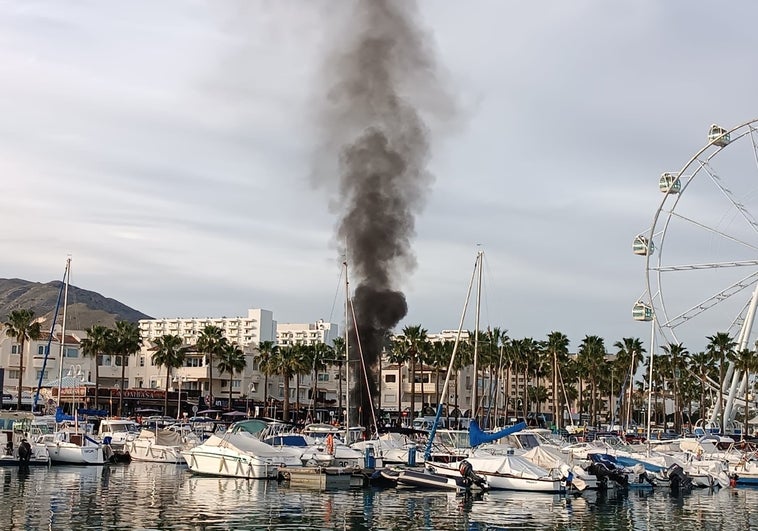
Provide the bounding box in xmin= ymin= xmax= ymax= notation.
xmin=37 ymin=257 xmax=111 ymax=465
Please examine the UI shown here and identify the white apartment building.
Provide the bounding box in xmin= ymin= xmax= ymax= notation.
xmin=138 ymin=308 xmax=276 ymax=347
xmin=276 ymin=319 xmax=340 ymax=347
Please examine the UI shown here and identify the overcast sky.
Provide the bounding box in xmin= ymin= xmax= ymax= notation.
xmin=1 ymin=1 xmax=757 ymax=354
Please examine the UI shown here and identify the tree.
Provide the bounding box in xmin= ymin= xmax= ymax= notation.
xmin=689 ymin=350 xmax=715 ymax=424
xmin=197 ymin=325 xmax=225 ymax=405
xmin=269 ymin=345 xmax=301 ymax=421
xmin=217 ymin=341 xmax=247 ymax=411
xmin=577 ymin=335 xmax=607 ymax=428
xmin=707 ymin=332 xmax=737 ymax=434
xmin=660 ymin=342 xmax=689 ymax=432
xmin=728 ymin=346 xmax=758 ymax=440
xmin=400 ymin=325 xmax=429 ymax=419
xmin=3 ymin=309 xmax=42 ymax=410
xmin=545 ymin=332 xmax=569 ymax=429
xmin=113 ymin=321 xmax=142 ymax=416
xmin=253 ymin=340 xmax=278 ymax=414
xmin=613 ymin=337 xmax=645 ymax=430
xmin=79 ymin=325 xmax=111 ymax=411
xmin=151 ymin=334 xmax=189 ymax=416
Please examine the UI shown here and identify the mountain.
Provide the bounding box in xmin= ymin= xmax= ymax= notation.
xmin=0 ymin=278 xmax=152 ymax=330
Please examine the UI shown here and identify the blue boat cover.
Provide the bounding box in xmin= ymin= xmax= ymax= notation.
xmin=468 ymin=420 xmax=527 ymax=447
xmin=55 ymin=407 xmax=74 ymax=423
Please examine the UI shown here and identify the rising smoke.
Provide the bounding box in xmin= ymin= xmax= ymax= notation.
xmin=315 ymin=0 xmax=454 ymax=429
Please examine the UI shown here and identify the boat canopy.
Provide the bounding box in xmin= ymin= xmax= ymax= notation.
xmin=468 ymin=420 xmax=527 ymax=447
xmin=658 ymin=172 xmax=681 ymax=194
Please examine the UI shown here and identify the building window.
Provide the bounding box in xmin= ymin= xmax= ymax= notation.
xmin=385 ymin=374 xmax=396 ymax=383
xmin=65 ymin=347 xmax=78 ymax=358
xmin=139 ymin=356 xmax=145 ymax=367
xmin=150 ymin=380 xmax=159 ymax=389
xmin=102 ymin=355 xmax=112 ymax=367
xmin=221 ymin=381 xmax=228 ymax=388
xmin=232 ymin=380 xmax=241 ymax=388
xmin=37 ymin=345 xmax=45 ymax=355
xmin=11 ymin=345 xmax=19 ymax=354
xmin=317 ymin=373 xmax=330 ymax=382
xmin=35 ymin=370 xmax=49 ymax=380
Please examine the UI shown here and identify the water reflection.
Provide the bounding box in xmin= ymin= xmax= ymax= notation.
xmin=0 ymin=464 xmax=757 ymax=530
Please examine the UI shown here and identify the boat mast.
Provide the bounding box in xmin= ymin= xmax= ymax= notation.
xmin=343 ymin=260 xmax=350 ymax=443
xmin=56 ymin=256 xmax=71 ymax=412
xmin=33 ymin=262 xmax=68 ymax=411
xmin=472 ymin=250 xmax=483 ymax=425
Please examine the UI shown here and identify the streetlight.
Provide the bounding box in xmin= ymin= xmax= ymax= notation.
xmin=173 ymin=375 xmax=187 ymax=420
xmin=246 ymin=383 xmax=255 ymax=417
xmin=66 ymin=364 xmax=83 ymax=415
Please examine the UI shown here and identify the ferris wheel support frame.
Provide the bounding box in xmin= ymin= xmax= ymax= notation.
xmin=642 ymin=119 xmax=758 ymax=436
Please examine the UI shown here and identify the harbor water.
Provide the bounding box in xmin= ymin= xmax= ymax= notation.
xmin=1 ymin=462 xmax=757 ymax=530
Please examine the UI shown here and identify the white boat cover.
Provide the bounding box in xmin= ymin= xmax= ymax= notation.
xmin=137 ymin=429 xmax=182 ymax=446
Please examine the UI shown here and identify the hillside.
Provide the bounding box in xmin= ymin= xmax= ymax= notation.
xmin=0 ymin=278 xmax=152 ymax=330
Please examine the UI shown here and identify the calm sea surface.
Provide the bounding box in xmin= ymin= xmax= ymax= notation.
xmin=1 ymin=462 xmax=757 ymax=530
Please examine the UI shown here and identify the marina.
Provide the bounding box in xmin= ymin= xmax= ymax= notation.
xmin=0 ymin=462 xmax=757 ymax=530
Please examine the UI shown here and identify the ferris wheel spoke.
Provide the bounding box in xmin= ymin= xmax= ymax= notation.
xmin=652 ymin=259 xmax=758 ymax=272
xmin=664 ymin=209 xmax=758 ymax=253
xmin=659 ymin=269 xmax=758 ymax=329
xmin=697 ymin=159 xmax=758 ymax=236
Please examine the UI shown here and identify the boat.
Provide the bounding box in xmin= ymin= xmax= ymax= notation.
xmin=38 ymin=424 xmax=110 ymax=465
xmin=0 ymin=411 xmax=50 ymax=466
xmin=96 ymin=418 xmax=139 ymax=459
xmin=128 ymin=428 xmax=199 ymax=464
xmin=396 ymin=465 xmax=483 ymax=492
xmin=183 ymin=427 xmax=302 ymax=479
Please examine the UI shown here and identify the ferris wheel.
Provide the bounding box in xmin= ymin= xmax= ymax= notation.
xmin=633 ymin=119 xmax=758 ymax=352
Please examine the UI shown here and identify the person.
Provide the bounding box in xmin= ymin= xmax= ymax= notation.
xmin=18 ymin=439 xmax=31 ymax=463
xmin=4 ymin=440 xmax=13 ymax=457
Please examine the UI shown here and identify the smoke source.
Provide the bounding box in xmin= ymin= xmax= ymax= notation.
xmin=315 ymin=0 xmax=454 ymax=429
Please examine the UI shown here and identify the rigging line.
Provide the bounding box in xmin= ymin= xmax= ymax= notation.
xmin=347 ymin=298 xmax=379 ymax=438
xmin=33 ymin=263 xmax=68 ymax=411
xmin=327 ymin=263 xmax=345 ymax=326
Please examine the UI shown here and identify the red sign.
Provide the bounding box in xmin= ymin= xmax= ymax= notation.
xmin=110 ymin=389 xmax=166 ymax=399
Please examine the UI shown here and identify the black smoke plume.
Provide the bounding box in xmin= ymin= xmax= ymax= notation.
xmin=315 ymin=0 xmax=454 ymax=430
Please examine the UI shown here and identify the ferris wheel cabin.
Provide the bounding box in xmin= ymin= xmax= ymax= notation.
xmin=708 ymin=124 xmax=730 ymax=147
xmin=632 ymin=302 xmax=653 ymax=322
xmin=632 ymin=235 xmax=654 ymax=256
xmin=659 ymin=172 xmax=681 ymax=194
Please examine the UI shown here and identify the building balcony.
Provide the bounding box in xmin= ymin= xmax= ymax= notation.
xmin=402 ymin=383 xmax=438 ymax=395
xmin=182 ymin=367 xmax=208 ymax=380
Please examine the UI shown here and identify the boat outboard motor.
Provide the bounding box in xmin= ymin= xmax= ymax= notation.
xmin=666 ymin=463 xmax=692 ymax=493
xmin=459 ymin=460 xmax=488 ymax=490
xmin=17 ymin=439 xmax=31 ymax=463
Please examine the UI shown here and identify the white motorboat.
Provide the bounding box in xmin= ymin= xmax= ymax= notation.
xmin=183 ymin=430 xmax=302 ymax=479
xmin=0 ymin=412 xmax=50 ymax=466
xmin=128 ymin=428 xmax=199 ymax=464
xmin=96 ymin=418 xmax=139 ymax=456
xmin=430 ymin=453 xmax=564 ymax=493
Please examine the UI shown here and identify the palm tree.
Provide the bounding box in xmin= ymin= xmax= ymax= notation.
xmin=3 ymin=309 xmax=42 ymax=410
xmin=660 ymin=342 xmax=689 ymax=432
xmin=689 ymin=350 xmax=715 ymax=424
xmin=545 ymin=332 xmax=569 ymax=429
xmin=197 ymin=325 xmax=225 ymax=404
xmin=269 ymin=345 xmax=301 ymax=421
xmin=309 ymin=342 xmax=331 ymax=415
xmin=577 ymin=335 xmax=607 ymax=428
xmin=151 ymin=334 xmax=189 ymax=416
xmin=401 ymin=325 xmax=429 ymax=419
xmin=253 ymin=340 xmax=278 ymax=415
xmin=217 ymin=342 xmax=247 ymax=410
xmin=707 ymin=332 xmax=737 ymax=434
xmin=613 ymin=337 xmax=645 ymax=430
xmin=113 ymin=320 xmax=142 ymax=416
xmin=728 ymin=347 xmax=758 ymax=440
xmin=79 ymin=325 xmax=111 ymax=410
